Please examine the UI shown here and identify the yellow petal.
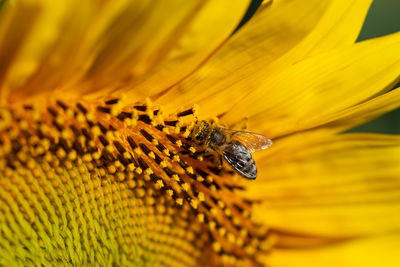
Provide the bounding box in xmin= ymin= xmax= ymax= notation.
xmin=2 ymin=0 xmax=250 ymax=102
xmin=156 ymin=0 xmax=374 ymax=123
xmin=156 ymin=0 xmax=330 ymax=114
xmin=315 ymin=88 xmax=400 ymax=133
xmin=122 ymin=0 xmax=251 ymax=98
xmin=248 ymin=133 xmax=400 ymax=237
xmin=230 ymin=32 xmax=400 ymax=137
xmin=2 ymin=0 xmax=130 ymax=100
xmin=283 ymin=0 xmax=373 ymax=60
xmin=265 ymin=234 xmax=400 ymax=267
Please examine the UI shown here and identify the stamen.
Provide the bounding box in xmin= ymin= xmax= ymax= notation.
xmin=105 ymin=98 xmax=119 ymax=105
xmin=97 ymin=106 xmax=111 ymax=114
xmin=177 ymin=108 xmax=195 ymax=117
xmin=138 ymin=114 xmax=152 ymax=124
xmin=134 ymin=105 xmax=147 ymax=111
xmin=164 ymin=120 xmax=178 ymax=126
xmin=76 ymin=103 xmax=88 ymax=114
xmin=0 ymin=99 xmax=269 ymax=266
xmin=116 ymin=111 xmax=132 ymax=121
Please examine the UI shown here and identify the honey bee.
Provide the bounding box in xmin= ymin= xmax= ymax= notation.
xmin=191 ymin=120 xmax=272 ymax=179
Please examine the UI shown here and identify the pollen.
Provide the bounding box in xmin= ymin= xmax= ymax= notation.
xmin=0 ymin=97 xmax=269 ymax=266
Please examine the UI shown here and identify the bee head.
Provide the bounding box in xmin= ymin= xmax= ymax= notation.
xmin=192 ymin=120 xmax=210 ymax=142
xmin=210 ymin=128 xmax=226 ymax=146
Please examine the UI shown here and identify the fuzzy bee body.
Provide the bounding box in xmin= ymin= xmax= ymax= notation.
xmin=191 ymin=120 xmax=271 ymax=180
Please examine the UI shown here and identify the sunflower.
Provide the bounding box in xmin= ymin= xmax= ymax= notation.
xmin=1 ymin=0 xmax=400 ymax=266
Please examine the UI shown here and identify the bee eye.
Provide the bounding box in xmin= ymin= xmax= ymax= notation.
xmin=195 ymin=135 xmax=202 ymax=140
xmin=210 ymin=131 xmax=224 ymax=145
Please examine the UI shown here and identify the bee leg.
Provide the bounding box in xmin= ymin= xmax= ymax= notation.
xmin=217 ymin=154 xmax=223 ymax=169
xmin=202 ymin=152 xmax=223 ymax=168
xmin=210 ymin=153 xmax=223 ymax=169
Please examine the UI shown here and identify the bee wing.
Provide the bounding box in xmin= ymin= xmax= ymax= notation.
xmin=226 ymin=130 xmax=272 ymax=153
xmin=222 ymin=142 xmax=257 ymax=179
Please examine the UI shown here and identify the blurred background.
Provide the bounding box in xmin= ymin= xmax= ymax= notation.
xmin=242 ymin=0 xmax=400 ymax=134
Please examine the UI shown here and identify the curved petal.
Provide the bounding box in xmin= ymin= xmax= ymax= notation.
xmin=122 ymin=0 xmax=251 ymax=99
xmin=237 ymin=32 xmax=400 ymax=138
xmin=282 ymin=0 xmax=373 ymax=60
xmin=156 ymin=0 xmax=330 ymax=114
xmin=247 ymin=133 xmax=400 ymax=237
xmin=265 ymin=234 xmax=400 ymax=267
xmin=156 ymin=0 xmax=373 ymax=121
xmin=2 ymin=0 xmax=250 ymax=102
xmin=313 ymin=88 xmax=400 ymax=133
xmin=1 ymin=0 xmax=103 ymax=101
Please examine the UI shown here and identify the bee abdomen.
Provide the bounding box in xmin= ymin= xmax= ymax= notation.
xmin=223 ymin=142 xmax=257 ymax=180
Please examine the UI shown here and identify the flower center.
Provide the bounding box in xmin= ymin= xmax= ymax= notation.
xmin=0 ymin=97 xmax=271 ymax=266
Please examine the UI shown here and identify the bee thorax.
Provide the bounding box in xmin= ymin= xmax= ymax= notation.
xmin=210 ymin=129 xmax=226 ymax=146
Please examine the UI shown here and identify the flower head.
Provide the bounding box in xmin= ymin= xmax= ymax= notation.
xmin=1 ymin=0 xmax=400 ymax=266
